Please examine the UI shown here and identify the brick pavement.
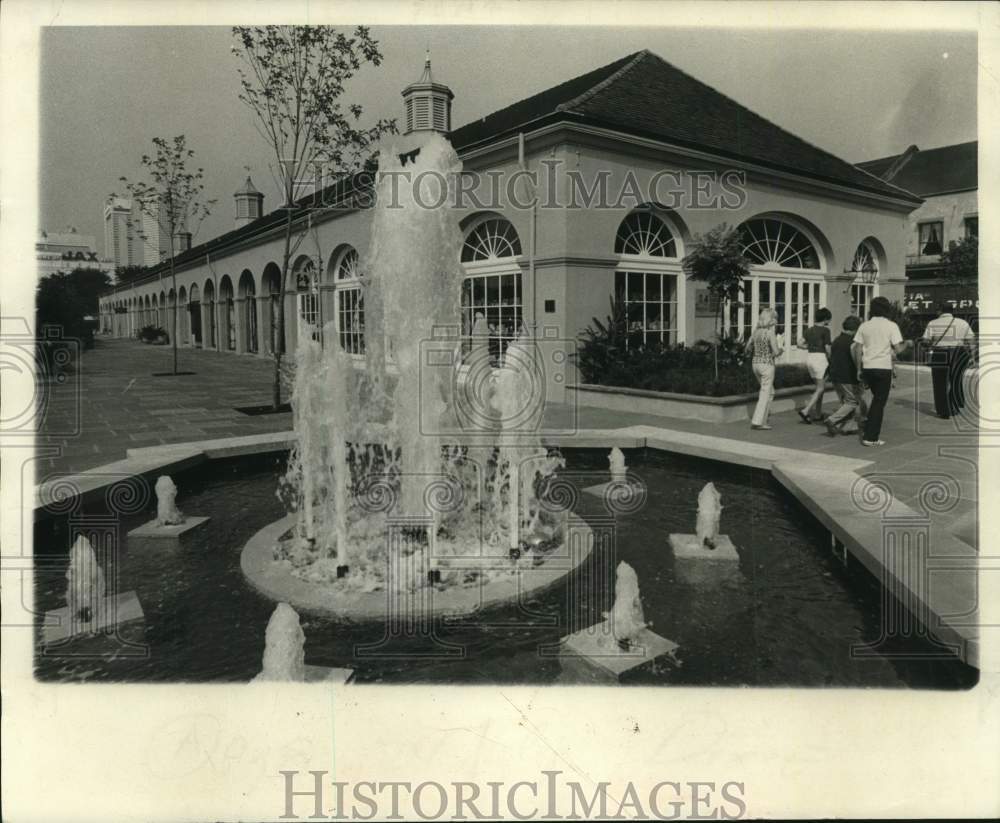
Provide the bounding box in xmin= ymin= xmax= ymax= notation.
xmin=36 ymin=337 xmax=291 ymax=477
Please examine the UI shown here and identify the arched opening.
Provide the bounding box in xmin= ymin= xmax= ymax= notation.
xmin=727 ymin=214 xmax=830 ymax=348
xmin=167 ymin=289 xmax=177 ymax=342
xmin=330 ymin=245 xmax=364 ymax=354
xmin=239 ymin=269 xmax=258 ymax=354
xmin=159 ymin=290 xmax=167 ymax=329
xmin=188 ymin=284 xmax=202 ymax=346
xmin=613 ymin=208 xmax=683 ymax=348
xmin=219 ymin=275 xmax=235 ymax=351
xmin=202 ymin=279 xmax=216 ymax=348
xmin=848 ymin=238 xmax=883 ymax=319
xmin=178 ymin=286 xmax=189 ymax=345
xmin=261 ymin=262 xmax=283 ymax=354
xmin=293 ymin=254 xmax=321 ymax=343
xmin=460 ymin=214 xmax=523 ymax=364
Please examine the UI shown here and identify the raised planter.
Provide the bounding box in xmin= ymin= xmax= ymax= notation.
xmin=567 ymin=382 xmax=838 ymax=424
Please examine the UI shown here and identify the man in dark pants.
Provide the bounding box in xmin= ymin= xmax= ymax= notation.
xmin=922 ymin=301 xmax=976 ymax=418
xmin=851 ymin=297 xmax=912 ymax=447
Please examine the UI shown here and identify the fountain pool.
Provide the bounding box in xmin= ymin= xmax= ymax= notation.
xmin=33 ymin=448 xmax=977 ymax=687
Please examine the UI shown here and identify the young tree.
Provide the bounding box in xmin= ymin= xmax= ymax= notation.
xmin=116 ymin=136 xmax=214 ymax=375
xmin=941 ymin=235 xmax=978 ymax=293
xmin=232 ymin=25 xmax=395 ymax=409
xmin=682 ymin=223 xmax=750 ymax=379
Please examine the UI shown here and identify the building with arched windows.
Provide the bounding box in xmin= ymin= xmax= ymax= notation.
xmin=99 ymin=49 xmax=922 ymax=398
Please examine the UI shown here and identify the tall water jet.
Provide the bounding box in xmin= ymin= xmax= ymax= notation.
xmin=491 ymin=331 xmax=545 ymax=551
xmin=366 ymin=133 xmax=463 ymax=518
xmin=263 ymin=131 xmax=577 ymax=605
xmin=287 ymin=317 xmax=354 ymax=563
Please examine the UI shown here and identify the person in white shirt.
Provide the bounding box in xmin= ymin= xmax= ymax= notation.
xmin=922 ymin=301 xmax=976 ymax=418
xmin=851 ymin=297 xmax=912 ymax=446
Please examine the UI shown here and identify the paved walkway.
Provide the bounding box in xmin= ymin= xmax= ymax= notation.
xmin=37 ymin=337 xmax=291 ymax=476
xmin=549 ymin=366 xmax=978 ymax=540
xmin=39 ymin=338 xmax=978 ymax=539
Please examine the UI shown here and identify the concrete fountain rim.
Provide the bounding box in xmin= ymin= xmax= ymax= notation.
xmin=240 ymin=512 xmax=594 ymax=621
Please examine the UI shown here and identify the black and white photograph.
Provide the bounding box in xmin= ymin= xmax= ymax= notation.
xmin=3 ymin=1 xmax=999 ymax=820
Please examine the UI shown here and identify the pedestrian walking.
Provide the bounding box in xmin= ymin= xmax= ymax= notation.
xmin=797 ymin=307 xmax=832 ymax=423
xmin=748 ymin=308 xmax=784 ymax=431
xmin=824 ymin=315 xmax=867 ymax=436
xmin=851 ymin=296 xmax=912 ymax=446
xmin=922 ymin=301 xmax=976 ymax=418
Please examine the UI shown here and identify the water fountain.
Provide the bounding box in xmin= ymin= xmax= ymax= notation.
xmin=43 ymin=535 xmax=144 ymax=644
xmin=608 ymin=447 xmax=627 ymax=484
xmin=607 ymin=560 xmax=647 ymax=649
xmin=669 ymin=482 xmax=739 ymax=575
xmin=241 ymin=133 xmax=592 ymax=618
xmin=128 ymin=474 xmax=209 ymax=542
xmin=155 ymin=476 xmax=185 ymax=526
xmin=583 ymin=446 xmax=641 ymax=503
xmin=66 ymin=534 xmax=105 ymax=627
xmin=696 ymin=482 xmax=722 ymax=549
xmin=251 ymin=602 xmax=353 ymax=683
xmin=558 ymin=560 xmax=679 ymax=682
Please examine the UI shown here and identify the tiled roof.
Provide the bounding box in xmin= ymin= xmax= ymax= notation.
xmin=110 ymin=174 xmax=362 ymax=291
xmin=450 ymin=49 xmax=921 ymax=203
xmin=108 ymin=49 xmax=922 ymax=295
xmin=856 ymin=140 xmax=977 ymax=196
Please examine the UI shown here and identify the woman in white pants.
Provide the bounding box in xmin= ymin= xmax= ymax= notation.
xmin=797 ymin=307 xmax=833 ymax=423
xmin=748 ymin=308 xmax=783 ymax=430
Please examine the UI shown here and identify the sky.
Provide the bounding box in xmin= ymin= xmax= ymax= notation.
xmin=39 ymin=25 xmax=977 ymax=257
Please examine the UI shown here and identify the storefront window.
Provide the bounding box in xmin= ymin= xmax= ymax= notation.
xmin=616 ymin=271 xmax=678 ymax=347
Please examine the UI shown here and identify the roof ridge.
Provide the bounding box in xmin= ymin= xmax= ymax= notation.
xmin=607 ymin=51 xmax=921 ymax=200
xmin=850 ymin=161 xmax=922 ymax=199
xmin=556 ymin=50 xmax=650 ymax=113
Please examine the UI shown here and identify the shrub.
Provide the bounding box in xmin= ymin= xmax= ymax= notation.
xmin=137 ymin=325 xmax=168 ymax=344
xmin=575 ymin=301 xmax=812 ymax=397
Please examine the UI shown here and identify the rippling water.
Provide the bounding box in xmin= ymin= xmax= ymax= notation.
xmin=34 ymin=450 xmax=976 ymax=688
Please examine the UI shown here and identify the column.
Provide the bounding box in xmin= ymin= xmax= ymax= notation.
xmin=824 ymin=273 xmax=855 ymax=325
xmin=233 ymin=297 xmax=247 ymax=354
xmin=256 ymin=296 xmax=270 ymax=357
xmin=284 ymin=292 xmax=297 ymax=356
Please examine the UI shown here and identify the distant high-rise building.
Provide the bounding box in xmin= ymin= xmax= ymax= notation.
xmin=103 ymin=197 xmax=142 ymax=269
xmin=37 ymin=226 xmax=113 ymax=277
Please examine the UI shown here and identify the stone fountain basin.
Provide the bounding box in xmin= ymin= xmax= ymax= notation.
xmin=240 ymin=513 xmax=594 ymax=621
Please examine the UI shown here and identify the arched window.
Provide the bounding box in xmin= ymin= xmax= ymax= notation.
xmin=460 ymin=217 xmax=522 ymax=365
xmin=614 ymin=211 xmax=680 ymax=348
xmin=295 ymin=257 xmax=321 ymax=342
xmin=614 ymin=211 xmax=677 ymax=258
xmin=727 ymin=217 xmax=826 ymax=346
xmin=461 ymin=218 xmax=522 ymax=263
xmin=739 ymin=218 xmax=820 ymax=270
xmin=335 ymin=248 xmax=364 ymax=355
xmin=849 ymin=241 xmax=880 ymax=319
